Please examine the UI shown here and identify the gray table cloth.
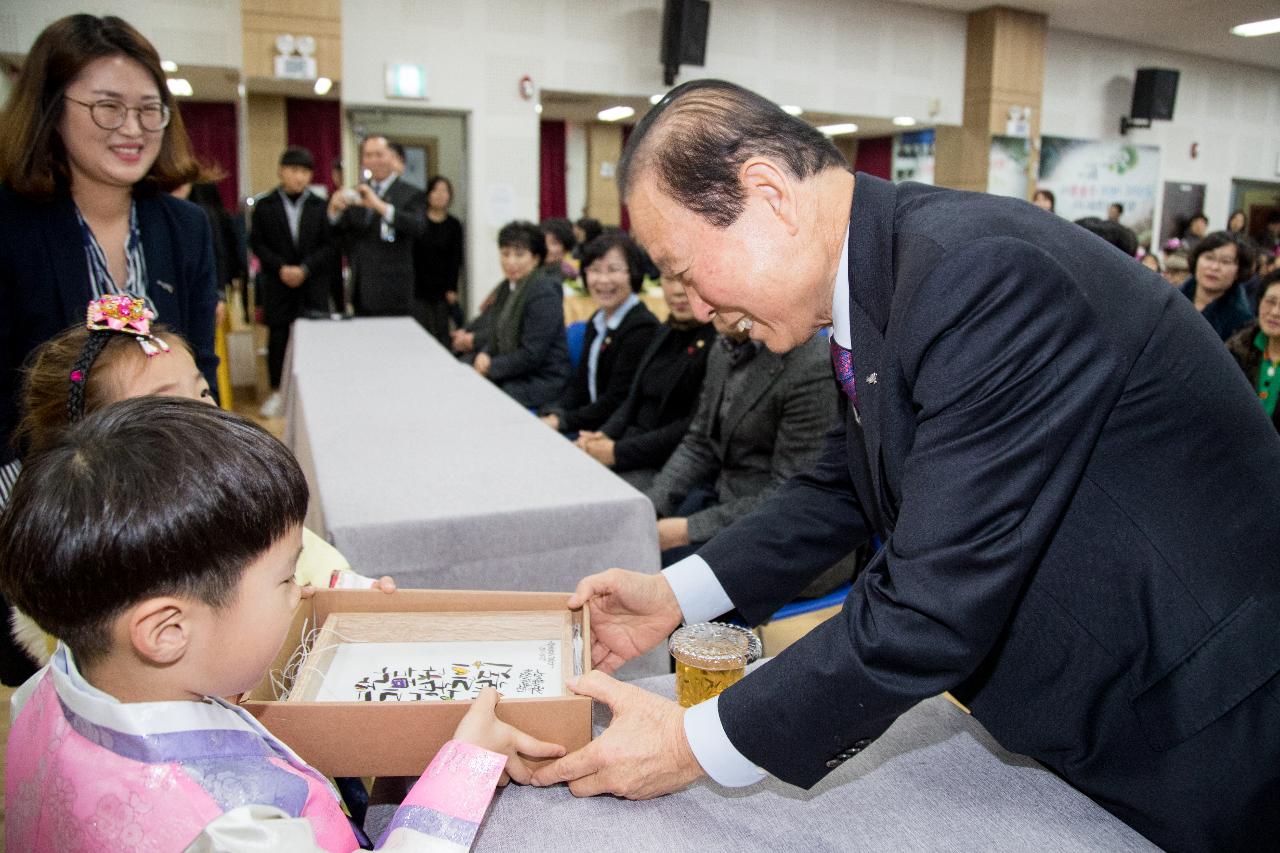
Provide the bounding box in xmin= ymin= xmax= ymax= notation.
xmin=368 ymin=664 xmax=1158 ymax=851
xmin=282 ymin=318 xmax=664 ymax=676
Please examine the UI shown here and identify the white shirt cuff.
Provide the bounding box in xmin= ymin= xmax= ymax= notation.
xmin=662 ymin=554 xmax=734 ymax=625
xmin=684 ymin=696 xmax=767 ymax=787
xmin=382 ymin=203 xmax=396 ymax=224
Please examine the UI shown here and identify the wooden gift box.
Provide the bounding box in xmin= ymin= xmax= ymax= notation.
xmin=239 ymin=589 xmax=592 ymax=777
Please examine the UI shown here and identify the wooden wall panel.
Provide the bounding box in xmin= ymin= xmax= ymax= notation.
xmin=241 ymin=0 xmax=341 ymax=81
xmin=586 ymin=123 xmax=623 ymax=225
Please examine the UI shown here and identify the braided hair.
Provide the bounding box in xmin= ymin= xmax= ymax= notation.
xmin=66 ymin=331 xmax=113 ymax=424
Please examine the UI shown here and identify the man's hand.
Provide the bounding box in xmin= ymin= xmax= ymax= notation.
xmin=327 ymin=190 xmax=351 ymax=217
xmin=474 ymin=352 xmax=492 ymax=376
xmin=530 ymin=671 xmax=703 ymax=798
xmin=356 ymin=184 xmax=389 ymax=218
xmin=280 ymin=265 xmax=307 ymax=288
xmin=540 ymin=413 xmax=561 ymax=430
xmin=657 ymin=517 xmax=690 ymax=551
xmin=569 ymin=569 xmax=682 ymax=673
xmin=453 ymin=688 xmax=566 ymax=785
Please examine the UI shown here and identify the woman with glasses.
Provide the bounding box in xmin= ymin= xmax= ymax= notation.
xmin=0 ymin=14 xmax=219 ymax=464
xmin=1180 ymin=231 xmax=1257 ymax=340
xmin=539 ymin=233 xmax=659 ymax=434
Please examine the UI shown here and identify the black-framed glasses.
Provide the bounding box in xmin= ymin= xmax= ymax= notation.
xmin=64 ymin=97 xmax=171 ymax=132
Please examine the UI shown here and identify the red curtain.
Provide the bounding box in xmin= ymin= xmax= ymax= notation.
xmin=177 ymin=101 xmax=239 ymax=211
xmin=853 ymin=136 xmax=893 ymax=180
xmin=619 ymin=124 xmax=633 ymax=231
xmin=286 ymin=98 xmax=342 ymax=194
xmin=539 ymin=120 xmax=567 ymax=220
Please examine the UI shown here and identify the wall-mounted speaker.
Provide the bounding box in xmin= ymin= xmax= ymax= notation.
xmin=1121 ymin=67 xmax=1179 ymax=134
xmin=661 ymin=0 xmax=710 ymax=86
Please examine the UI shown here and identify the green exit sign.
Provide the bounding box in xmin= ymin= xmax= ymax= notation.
xmin=384 ymin=64 xmax=427 ymax=100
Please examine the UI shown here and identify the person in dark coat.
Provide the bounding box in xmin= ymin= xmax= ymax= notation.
xmin=539 ymin=233 xmax=658 ymax=434
xmin=249 ymin=146 xmax=337 ymax=417
xmin=1179 ymin=230 xmax=1257 ymax=341
xmin=411 ymin=175 xmax=464 ymax=345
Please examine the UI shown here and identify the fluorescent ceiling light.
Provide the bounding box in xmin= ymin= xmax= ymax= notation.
xmin=167 ymin=78 xmax=193 ymax=97
xmin=160 ymin=59 xmax=178 ymax=73
xmin=1230 ymin=17 xmax=1280 ymax=37
xmin=313 ymin=77 xmax=332 ymax=95
xmin=597 ymin=105 xmax=636 ymax=122
xmin=781 ymin=104 xmax=803 ymax=116
xmin=892 ymin=116 xmax=915 ymax=126
xmin=817 ymin=122 xmax=858 ymax=136
xmin=649 ymin=93 xmax=665 ymax=105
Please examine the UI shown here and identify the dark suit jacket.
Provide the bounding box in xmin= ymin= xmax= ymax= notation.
xmin=474 ymin=275 xmax=571 ymax=409
xmin=601 ymin=320 xmax=717 ymax=473
xmin=332 ymin=177 xmax=427 ymax=316
xmin=250 ymin=189 xmax=337 ymax=322
xmin=700 ymin=174 xmax=1280 ymax=851
xmin=541 ymin=301 xmax=659 ymax=432
xmin=0 ymin=185 xmax=220 ymax=462
xmin=647 ymin=334 xmax=836 ymax=545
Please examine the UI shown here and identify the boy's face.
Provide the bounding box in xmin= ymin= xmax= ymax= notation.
xmin=196 ymin=526 xmax=304 ymax=697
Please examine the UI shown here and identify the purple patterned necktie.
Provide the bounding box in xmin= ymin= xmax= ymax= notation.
xmin=830 ymin=338 xmax=857 ymax=406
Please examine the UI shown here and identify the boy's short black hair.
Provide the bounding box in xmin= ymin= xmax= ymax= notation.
xmin=579 ymin=232 xmax=646 ymax=293
xmin=0 ymin=397 xmax=308 ymax=666
xmin=497 ymin=220 xmax=547 ymax=264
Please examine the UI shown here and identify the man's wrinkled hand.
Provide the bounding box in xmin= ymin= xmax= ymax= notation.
xmin=569 ymin=569 xmax=682 ymax=674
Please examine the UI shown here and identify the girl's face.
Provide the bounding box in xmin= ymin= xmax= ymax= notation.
xmin=59 ymin=55 xmax=165 ymax=193
xmin=585 ymin=246 xmax=633 ymax=315
xmin=109 ymin=341 xmax=214 ymax=406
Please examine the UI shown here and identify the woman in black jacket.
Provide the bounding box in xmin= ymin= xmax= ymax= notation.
xmin=575 ymin=274 xmax=716 ymax=490
xmin=539 ymin=233 xmax=659 ymax=434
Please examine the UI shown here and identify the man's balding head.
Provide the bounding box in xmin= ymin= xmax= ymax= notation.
xmin=619 ymin=79 xmax=848 ymax=227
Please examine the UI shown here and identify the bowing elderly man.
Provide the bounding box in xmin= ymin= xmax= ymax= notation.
xmin=530 ymin=80 xmax=1280 ymax=852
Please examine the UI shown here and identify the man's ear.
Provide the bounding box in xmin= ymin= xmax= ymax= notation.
xmin=740 ymin=158 xmax=800 ymax=236
xmin=126 ymin=597 xmax=195 ymax=665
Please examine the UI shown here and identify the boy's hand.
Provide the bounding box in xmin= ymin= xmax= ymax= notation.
xmin=452 ymin=688 xmax=566 ymax=785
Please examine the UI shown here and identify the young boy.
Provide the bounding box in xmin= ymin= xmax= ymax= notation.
xmin=1 ymin=397 xmax=563 ymax=851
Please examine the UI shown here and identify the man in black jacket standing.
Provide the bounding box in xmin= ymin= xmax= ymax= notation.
xmin=532 ymin=80 xmax=1280 ymax=851
xmin=327 ymin=135 xmax=426 ymax=317
xmin=249 ymin=146 xmax=336 ymax=418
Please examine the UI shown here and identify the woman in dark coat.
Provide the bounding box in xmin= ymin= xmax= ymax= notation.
xmin=540 ymin=233 xmax=659 ymax=434
xmin=1179 ymin=231 xmax=1256 ymax=341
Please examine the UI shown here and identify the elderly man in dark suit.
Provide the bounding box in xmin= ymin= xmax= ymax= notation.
xmin=327 ymin=135 xmax=426 ymax=316
xmin=531 ymin=80 xmax=1280 ymax=851
xmin=249 ymin=145 xmax=336 ymax=417
xmin=646 ymin=313 xmax=834 ymax=564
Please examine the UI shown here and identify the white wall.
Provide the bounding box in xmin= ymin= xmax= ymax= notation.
xmin=341 ymin=0 xmax=967 ymax=305
xmin=1042 ymin=28 xmax=1280 ymax=236
xmin=0 ymin=1 xmax=242 ymax=68
xmin=565 ymin=121 xmax=588 ymax=223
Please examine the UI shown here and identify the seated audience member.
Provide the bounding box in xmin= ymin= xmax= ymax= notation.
xmin=540 ymin=233 xmax=658 ymax=434
xmin=1140 ymin=252 xmax=1161 ymax=274
xmin=1163 ymin=251 xmax=1190 ymax=286
xmin=0 ymin=397 xmax=562 ymax=851
xmin=1032 ymin=188 xmax=1055 ymax=212
xmin=1227 ymin=270 xmax=1280 ymax=433
xmin=1181 ymin=231 xmax=1256 ymax=341
xmin=1227 ymin=209 xmax=1247 ymax=236
xmin=1181 ymin=212 xmax=1208 ymax=252
xmin=538 ymin=217 xmax=578 ymax=282
xmin=451 ymin=221 xmax=570 ymax=408
xmin=576 ymin=275 xmax=716 ymax=490
xmin=572 ymin=217 xmax=603 ymax=258
xmin=1074 ymin=216 xmax=1138 ymax=257
xmin=645 ymin=314 xmax=836 ymax=565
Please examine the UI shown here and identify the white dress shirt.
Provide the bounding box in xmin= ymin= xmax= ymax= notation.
xmin=665 ymin=226 xmax=852 ymax=787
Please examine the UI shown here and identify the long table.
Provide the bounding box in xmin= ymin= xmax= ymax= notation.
xmin=282 ymin=317 xmax=662 ymax=635
xmin=366 ymin=665 xmax=1158 ymax=851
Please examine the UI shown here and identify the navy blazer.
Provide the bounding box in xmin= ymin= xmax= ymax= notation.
xmin=332 ymin=177 xmax=427 ymax=316
xmin=0 ymin=186 xmax=220 ymax=462
xmin=700 ymin=174 xmax=1280 ymax=850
